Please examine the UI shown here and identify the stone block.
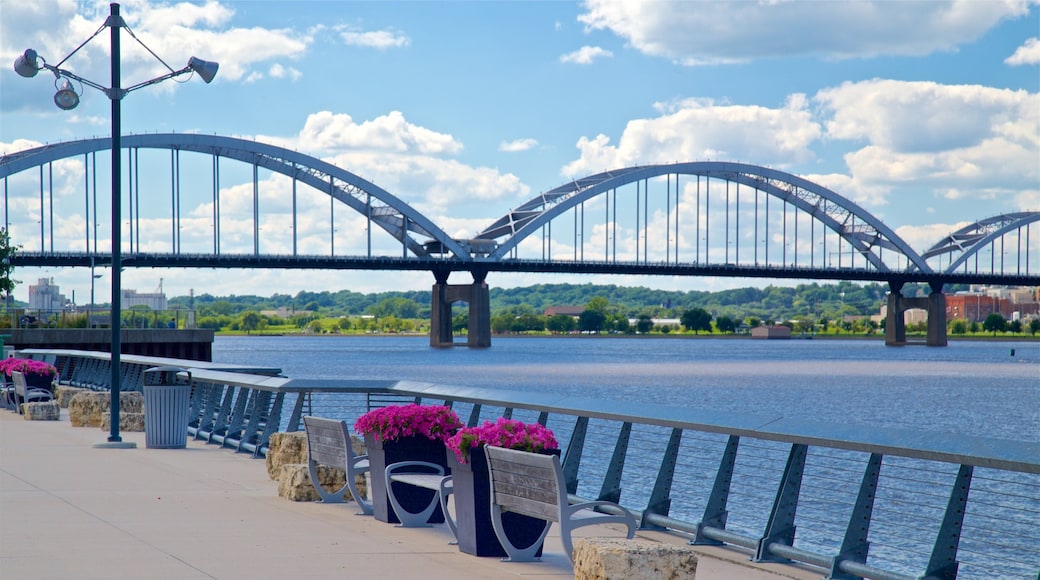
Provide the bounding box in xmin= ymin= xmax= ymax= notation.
xmin=101 ymin=411 xmax=146 ymax=432
xmin=266 ymin=432 xmax=308 ymax=480
xmin=69 ymin=391 xmax=144 ymax=428
xmin=573 ymin=537 xmax=697 ymax=580
xmin=22 ymin=400 xmax=61 ymax=421
xmin=55 ymin=386 xmax=90 ymax=408
xmin=265 ymin=430 xmax=366 ymax=480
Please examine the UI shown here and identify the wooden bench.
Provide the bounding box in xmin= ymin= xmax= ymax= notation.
xmin=10 ymin=371 xmax=55 ymax=415
xmin=302 ymin=416 xmax=372 ymax=514
xmin=484 ymin=445 xmax=637 ymax=564
xmin=385 ymin=461 xmax=456 ymax=540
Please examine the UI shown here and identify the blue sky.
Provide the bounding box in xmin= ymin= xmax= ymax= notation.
xmin=1 ymin=0 xmax=1038 ymax=304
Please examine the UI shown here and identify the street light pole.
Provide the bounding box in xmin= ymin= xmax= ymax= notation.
xmin=14 ymin=2 xmax=217 ymax=447
xmin=109 ymin=3 xmax=125 ymax=445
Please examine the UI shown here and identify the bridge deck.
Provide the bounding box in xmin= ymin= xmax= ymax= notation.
xmin=0 ymin=410 xmax=820 ymax=579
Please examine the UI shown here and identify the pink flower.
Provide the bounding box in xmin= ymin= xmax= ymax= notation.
xmin=0 ymin=358 xmax=57 ymax=379
xmin=354 ymin=404 xmax=462 ymax=443
xmin=446 ymin=417 xmax=559 ymax=464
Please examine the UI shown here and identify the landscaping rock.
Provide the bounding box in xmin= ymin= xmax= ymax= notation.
xmin=101 ymin=411 xmax=146 ymax=432
xmin=266 ymin=432 xmax=308 ymax=480
xmin=69 ymin=391 xmax=144 ymax=428
xmin=22 ymin=400 xmax=61 ymax=421
xmin=55 ymin=385 xmax=90 ymax=408
xmin=573 ymin=537 xmax=698 ymax=580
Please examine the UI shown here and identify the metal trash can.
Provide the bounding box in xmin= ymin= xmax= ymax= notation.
xmin=142 ymin=366 xmax=192 ymax=449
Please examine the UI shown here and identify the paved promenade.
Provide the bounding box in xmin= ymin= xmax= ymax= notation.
xmin=1 ymin=410 xmax=820 ymax=579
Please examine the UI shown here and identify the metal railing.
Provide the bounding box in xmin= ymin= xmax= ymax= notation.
xmin=19 ymin=349 xmax=1040 ymax=579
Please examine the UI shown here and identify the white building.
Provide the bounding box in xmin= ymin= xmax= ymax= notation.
xmin=28 ymin=278 xmax=68 ymax=311
xmin=122 ymin=288 xmax=168 ymax=310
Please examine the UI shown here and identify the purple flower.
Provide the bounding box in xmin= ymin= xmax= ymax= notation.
xmin=0 ymin=357 xmax=58 ymax=379
xmin=354 ymin=404 xmax=462 ymax=443
xmin=446 ymin=417 xmax=559 ymax=464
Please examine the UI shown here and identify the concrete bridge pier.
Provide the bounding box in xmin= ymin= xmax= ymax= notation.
xmin=429 ymin=269 xmax=491 ymax=348
xmin=885 ymin=282 xmax=948 ymax=346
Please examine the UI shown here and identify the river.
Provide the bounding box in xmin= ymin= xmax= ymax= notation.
xmin=212 ymin=335 xmax=1040 ymax=443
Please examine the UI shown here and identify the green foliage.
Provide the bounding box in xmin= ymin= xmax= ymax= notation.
xmin=0 ymin=228 xmax=17 ymax=297
xmin=1031 ymin=319 xmax=1040 ymax=336
xmin=983 ymin=313 xmax=1007 ymax=335
xmin=578 ymin=309 xmax=606 ymax=332
xmin=950 ymin=319 xmax=969 ymax=335
xmin=715 ymin=315 xmax=736 ymax=333
xmin=681 ymin=307 xmax=712 ymax=334
xmin=635 ymin=314 xmax=654 ymax=334
xmin=547 ymin=314 xmax=577 ymax=333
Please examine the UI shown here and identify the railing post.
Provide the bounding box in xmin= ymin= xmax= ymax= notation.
xmin=466 ymin=403 xmax=482 ymax=427
xmin=694 ymin=435 xmax=740 ymax=545
xmin=643 ymin=428 xmax=683 ymax=529
xmin=562 ymin=416 xmax=589 ymax=495
xmin=829 ymin=453 xmax=883 ymax=579
xmin=921 ymin=464 xmax=973 ymax=580
xmin=598 ymin=421 xmax=631 ymax=503
xmin=755 ymin=443 xmax=808 ymax=562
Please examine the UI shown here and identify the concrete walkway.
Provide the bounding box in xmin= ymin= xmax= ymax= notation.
xmin=1 ymin=410 xmax=821 ymax=579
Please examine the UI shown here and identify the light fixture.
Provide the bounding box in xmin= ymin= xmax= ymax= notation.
xmin=14 ymin=49 xmax=39 ymax=78
xmin=53 ymin=79 xmax=79 ymax=110
xmin=13 ymin=2 xmax=219 ymax=447
xmin=187 ymin=57 xmax=219 ymax=84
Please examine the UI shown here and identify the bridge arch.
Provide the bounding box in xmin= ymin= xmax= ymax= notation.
xmin=477 ymin=162 xmax=932 ymax=273
xmin=919 ymin=212 xmax=1039 ymax=276
xmin=0 ymin=133 xmax=471 ymax=259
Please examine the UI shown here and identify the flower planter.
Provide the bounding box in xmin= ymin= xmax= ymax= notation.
xmin=448 ymin=446 xmax=552 ymax=557
xmin=365 ymin=433 xmax=450 ymax=524
xmin=24 ymin=373 xmax=55 ymax=391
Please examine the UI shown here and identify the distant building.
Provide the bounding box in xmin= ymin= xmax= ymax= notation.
xmin=122 ymin=288 xmax=167 ymax=310
xmin=28 ymin=278 xmax=68 ymax=312
xmin=545 ymin=306 xmax=585 ymax=317
xmin=751 ymin=325 xmax=792 ymax=339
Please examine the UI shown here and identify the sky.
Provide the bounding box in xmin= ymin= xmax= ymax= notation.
xmin=1 ymin=0 xmax=1038 ymax=305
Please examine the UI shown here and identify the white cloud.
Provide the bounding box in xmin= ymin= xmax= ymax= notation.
xmin=339 ymin=28 xmax=410 ymax=50
xmin=559 ymin=46 xmax=613 ymax=64
xmin=561 ymin=94 xmax=820 ymax=177
xmin=499 ymin=138 xmax=538 ymax=152
xmin=578 ymin=0 xmax=1033 ymax=64
xmin=269 ymin=63 xmax=302 ymax=81
xmin=1006 ymin=37 xmax=1040 ymax=65
xmin=0 ymin=0 xmax=312 ymax=96
xmin=815 ymin=80 xmax=1039 ymax=206
xmin=287 ymin=111 xmax=464 ymax=155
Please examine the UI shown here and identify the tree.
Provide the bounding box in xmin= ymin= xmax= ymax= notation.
xmin=546 ymin=314 xmax=576 ymax=333
xmin=715 ymin=315 xmax=736 ymax=333
xmin=1008 ymin=319 xmax=1022 ymax=334
xmin=982 ymin=313 xmax=1007 ymax=335
xmin=681 ymin=307 xmax=712 ymax=334
xmin=636 ymin=314 xmax=654 ymax=334
xmin=950 ymin=319 xmax=968 ymax=335
xmin=578 ymin=309 xmax=606 ymax=333
xmin=240 ymin=311 xmax=261 ymax=334
xmin=586 ymin=296 xmax=610 ymax=313
xmin=0 ymin=228 xmax=17 ymax=299
xmin=1030 ymin=318 xmax=1040 ymax=337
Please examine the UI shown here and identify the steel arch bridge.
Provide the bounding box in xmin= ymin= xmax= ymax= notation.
xmin=2 ymin=133 xmax=1038 ymax=346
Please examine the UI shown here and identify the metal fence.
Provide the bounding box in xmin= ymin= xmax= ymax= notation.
xmin=19 ymin=349 xmax=1040 ymax=579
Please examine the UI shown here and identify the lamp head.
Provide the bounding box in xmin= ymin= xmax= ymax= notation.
xmin=187 ymin=57 xmax=219 ymax=84
xmin=14 ymin=49 xmax=40 ymax=78
xmin=53 ymin=79 xmax=80 ymax=110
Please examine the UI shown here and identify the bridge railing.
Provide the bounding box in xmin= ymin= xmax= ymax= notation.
xmin=20 ymin=349 xmax=1040 ymax=580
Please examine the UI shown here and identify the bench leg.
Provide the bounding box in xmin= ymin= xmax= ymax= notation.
xmin=385 ymin=462 xmax=445 ymax=528
xmin=307 ymin=460 xmax=349 ymax=504
xmin=440 ymin=476 xmax=457 ymax=544
xmin=491 ymin=505 xmax=552 ymax=562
